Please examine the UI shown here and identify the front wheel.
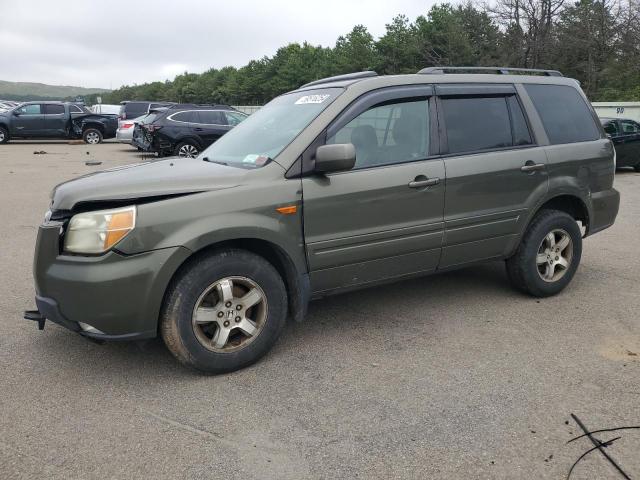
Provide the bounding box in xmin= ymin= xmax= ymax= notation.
xmin=83 ymin=128 xmax=103 ymax=144
xmin=0 ymin=126 xmax=9 ymax=144
xmin=506 ymin=209 xmax=582 ymax=297
xmin=160 ymin=249 xmax=287 ymax=373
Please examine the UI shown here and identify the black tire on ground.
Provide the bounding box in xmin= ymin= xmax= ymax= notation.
xmin=0 ymin=126 xmax=9 ymax=144
xmin=506 ymin=209 xmax=582 ymax=297
xmin=174 ymin=141 xmax=200 ymax=158
xmin=82 ymin=128 xmax=103 ymax=144
xmin=634 ymin=163 xmax=640 ymax=173
xmin=160 ymin=249 xmax=288 ymax=374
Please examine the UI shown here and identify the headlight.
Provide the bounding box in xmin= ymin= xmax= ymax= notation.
xmin=64 ymin=206 xmax=136 ymax=254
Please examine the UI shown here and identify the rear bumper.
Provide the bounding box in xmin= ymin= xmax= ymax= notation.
xmin=116 ymin=129 xmax=132 ymax=143
xmin=32 ymin=222 xmax=191 ymax=338
xmin=589 ymin=188 xmax=620 ymax=235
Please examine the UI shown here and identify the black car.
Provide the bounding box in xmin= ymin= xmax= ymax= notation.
xmin=601 ymin=117 xmax=640 ymax=171
xmin=131 ymin=104 xmax=248 ymax=157
xmin=119 ymin=100 xmax=175 ymax=120
xmin=0 ymin=101 xmax=117 ymax=144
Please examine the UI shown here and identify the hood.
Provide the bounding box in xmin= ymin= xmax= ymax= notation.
xmin=51 ymin=157 xmax=253 ymax=211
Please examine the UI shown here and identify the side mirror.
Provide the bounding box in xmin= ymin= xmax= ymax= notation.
xmin=12 ymin=110 xmax=20 ymax=116
xmin=314 ymin=144 xmax=356 ymax=173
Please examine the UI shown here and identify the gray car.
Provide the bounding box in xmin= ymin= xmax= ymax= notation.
xmin=25 ymin=67 xmax=620 ymax=373
xmin=116 ymin=115 xmax=145 ymax=144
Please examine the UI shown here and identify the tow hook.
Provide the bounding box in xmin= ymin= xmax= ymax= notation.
xmin=24 ymin=310 xmax=46 ymax=330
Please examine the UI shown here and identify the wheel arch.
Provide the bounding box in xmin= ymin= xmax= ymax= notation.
xmin=159 ymin=237 xmax=310 ymax=334
xmin=82 ymin=122 xmax=105 ymax=134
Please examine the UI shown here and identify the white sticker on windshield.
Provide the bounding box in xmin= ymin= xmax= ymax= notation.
xmin=295 ymin=94 xmax=330 ymax=105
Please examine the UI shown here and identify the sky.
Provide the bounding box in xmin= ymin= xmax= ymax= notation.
xmin=0 ymin=0 xmax=436 ymax=89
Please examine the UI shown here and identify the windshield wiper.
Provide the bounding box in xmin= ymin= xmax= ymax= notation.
xmin=202 ymin=157 xmax=227 ymax=166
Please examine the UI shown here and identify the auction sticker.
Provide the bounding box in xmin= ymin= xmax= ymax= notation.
xmin=295 ymin=94 xmax=330 ymax=105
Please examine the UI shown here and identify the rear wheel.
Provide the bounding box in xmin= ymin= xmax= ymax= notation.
xmin=175 ymin=141 xmax=199 ymax=158
xmin=161 ymin=249 xmax=287 ymax=373
xmin=506 ymin=209 xmax=582 ymax=297
xmin=83 ymin=128 xmax=103 ymax=144
xmin=0 ymin=126 xmax=9 ymax=144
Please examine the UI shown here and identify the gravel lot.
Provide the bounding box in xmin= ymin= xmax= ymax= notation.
xmin=1 ymin=140 xmax=639 ymax=479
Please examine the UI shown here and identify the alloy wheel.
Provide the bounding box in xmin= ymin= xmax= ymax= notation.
xmin=191 ymin=276 xmax=268 ymax=352
xmin=85 ymin=132 xmax=100 ymax=144
xmin=536 ymin=229 xmax=573 ymax=282
xmin=0 ymin=131 xmax=5 ymax=142
xmin=178 ymin=144 xmax=199 ymax=158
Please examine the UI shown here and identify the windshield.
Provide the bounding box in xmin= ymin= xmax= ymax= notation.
xmin=199 ymin=87 xmax=342 ymax=167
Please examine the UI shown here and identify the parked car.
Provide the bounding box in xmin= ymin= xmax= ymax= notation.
xmin=601 ymin=117 xmax=640 ymax=171
xmin=0 ymin=101 xmax=117 ymax=144
xmin=25 ymin=67 xmax=619 ymax=373
xmin=116 ymin=115 xmax=146 ymax=145
xmin=119 ymin=100 xmax=174 ymax=120
xmin=131 ymin=104 xmax=247 ymax=157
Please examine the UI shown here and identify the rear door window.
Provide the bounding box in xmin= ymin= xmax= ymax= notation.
xmin=441 ymin=96 xmax=513 ymax=154
xmin=524 ymin=84 xmax=600 ymax=144
xmin=125 ymin=102 xmax=149 ymax=117
xmin=197 ymin=110 xmax=225 ymax=125
xmin=43 ymin=104 xmax=65 ymax=114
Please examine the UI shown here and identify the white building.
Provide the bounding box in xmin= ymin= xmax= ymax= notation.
xmin=592 ymin=102 xmax=640 ymax=122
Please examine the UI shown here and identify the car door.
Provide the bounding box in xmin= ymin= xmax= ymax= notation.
xmin=302 ymin=87 xmax=446 ymax=294
xmin=617 ymin=120 xmax=640 ymax=167
xmin=12 ymin=104 xmax=44 ymax=135
xmin=194 ymin=110 xmax=229 ymax=147
xmin=436 ymin=85 xmax=548 ymax=268
xmin=43 ymin=103 xmax=67 ymax=137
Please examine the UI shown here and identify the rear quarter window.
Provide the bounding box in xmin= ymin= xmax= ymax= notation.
xmin=524 ymin=84 xmax=600 ymax=145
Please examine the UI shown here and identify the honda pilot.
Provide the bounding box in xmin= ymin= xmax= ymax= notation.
xmin=25 ymin=67 xmax=620 ymax=373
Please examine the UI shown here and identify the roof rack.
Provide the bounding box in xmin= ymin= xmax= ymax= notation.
xmin=418 ymin=66 xmax=563 ymax=77
xmin=301 ymin=71 xmax=378 ymax=88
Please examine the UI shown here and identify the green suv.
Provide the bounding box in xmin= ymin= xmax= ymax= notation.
xmin=25 ymin=67 xmax=620 ymax=373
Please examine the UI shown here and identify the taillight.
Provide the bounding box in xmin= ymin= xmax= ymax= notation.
xmin=144 ymin=124 xmax=162 ymax=131
xmin=122 ymin=123 xmax=134 ymax=129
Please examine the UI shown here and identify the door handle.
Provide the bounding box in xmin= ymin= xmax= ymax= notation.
xmin=521 ymin=161 xmax=546 ymax=173
xmin=194 ymin=127 xmax=204 ymax=131
xmin=408 ymin=177 xmax=440 ymax=188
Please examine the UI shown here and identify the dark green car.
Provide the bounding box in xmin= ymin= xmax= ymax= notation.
xmin=26 ymin=67 xmax=620 ymax=373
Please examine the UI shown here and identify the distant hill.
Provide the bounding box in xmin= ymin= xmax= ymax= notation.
xmin=0 ymin=80 xmax=110 ymax=101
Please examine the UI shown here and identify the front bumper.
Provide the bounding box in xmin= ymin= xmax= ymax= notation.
xmin=30 ymin=221 xmax=191 ymax=339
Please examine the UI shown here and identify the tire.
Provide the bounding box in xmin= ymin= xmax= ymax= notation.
xmin=634 ymin=163 xmax=640 ymax=173
xmin=506 ymin=209 xmax=582 ymax=297
xmin=174 ymin=141 xmax=199 ymax=158
xmin=83 ymin=128 xmax=103 ymax=144
xmin=0 ymin=126 xmax=9 ymax=144
xmin=161 ymin=249 xmax=287 ymax=374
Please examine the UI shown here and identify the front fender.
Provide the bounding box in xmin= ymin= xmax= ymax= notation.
xmin=115 ymin=179 xmax=306 ymax=273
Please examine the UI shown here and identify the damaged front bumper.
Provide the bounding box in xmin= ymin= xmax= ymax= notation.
xmin=25 ymin=221 xmax=191 ymax=342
